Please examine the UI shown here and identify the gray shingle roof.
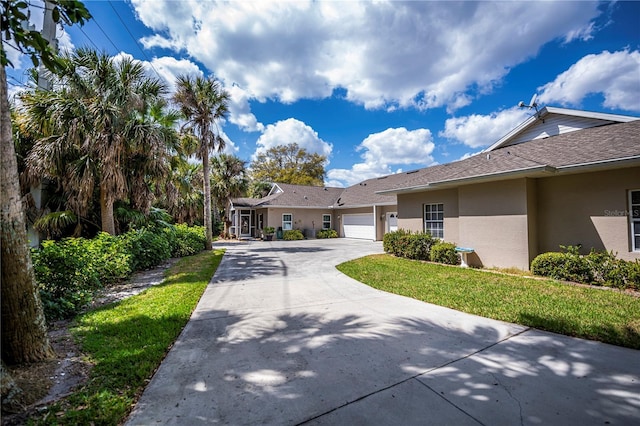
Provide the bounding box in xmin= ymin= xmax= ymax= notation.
xmin=232 ymin=120 xmax=639 ymax=206
xmin=381 ymin=120 xmax=640 ymax=193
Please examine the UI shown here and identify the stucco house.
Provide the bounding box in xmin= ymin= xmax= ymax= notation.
xmin=228 ymin=174 xmax=405 ymax=240
xmin=378 ymin=107 xmax=640 ymax=270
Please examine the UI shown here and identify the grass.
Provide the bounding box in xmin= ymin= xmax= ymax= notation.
xmin=34 ymin=249 xmax=225 ymax=425
xmin=337 ymin=254 xmax=640 ymax=349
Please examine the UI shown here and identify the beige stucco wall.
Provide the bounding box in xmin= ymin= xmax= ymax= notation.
xmin=458 ymin=179 xmax=532 ymax=270
xmin=396 ymin=189 xmax=460 ymax=243
xmin=265 ymin=208 xmax=335 ymax=237
xmin=537 ymin=167 xmax=640 ymax=261
xmin=396 ymin=181 xmax=534 ymax=269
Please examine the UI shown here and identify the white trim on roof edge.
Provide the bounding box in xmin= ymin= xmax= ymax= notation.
xmin=483 ymin=106 xmax=639 ymax=153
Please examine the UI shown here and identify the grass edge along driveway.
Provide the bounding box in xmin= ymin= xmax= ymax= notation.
xmin=337 ymin=254 xmax=640 ymax=350
xmin=36 ymin=249 xmax=225 ymax=426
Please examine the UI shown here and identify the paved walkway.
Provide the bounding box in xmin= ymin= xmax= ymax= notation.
xmin=126 ymin=239 xmax=640 ymax=425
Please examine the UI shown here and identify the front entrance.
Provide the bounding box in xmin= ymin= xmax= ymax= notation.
xmin=240 ymin=210 xmax=252 ymax=238
xmin=386 ymin=212 xmax=398 ymax=233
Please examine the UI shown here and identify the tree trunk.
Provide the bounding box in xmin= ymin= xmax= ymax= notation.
xmin=202 ymin=151 xmax=213 ymax=250
xmin=0 ymin=65 xmax=55 ymax=365
xmin=100 ymin=182 xmax=116 ymax=235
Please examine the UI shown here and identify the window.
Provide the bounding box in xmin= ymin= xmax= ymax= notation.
xmin=631 ymin=190 xmax=640 ymax=251
xmin=322 ymin=214 xmax=331 ymax=230
xmin=424 ymin=203 xmax=444 ymax=238
xmin=282 ymin=213 xmax=293 ymax=230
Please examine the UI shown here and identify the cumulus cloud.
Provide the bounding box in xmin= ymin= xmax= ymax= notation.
xmin=538 ymin=49 xmax=640 ymax=113
xmin=227 ymin=85 xmax=265 ymax=132
xmin=327 ymin=127 xmax=435 ymax=187
xmin=441 ymin=108 xmax=530 ymax=149
xmin=148 ymin=56 xmax=203 ymax=93
xmin=131 ymin=0 xmax=602 ymax=112
xmin=254 ymin=118 xmax=332 ymax=159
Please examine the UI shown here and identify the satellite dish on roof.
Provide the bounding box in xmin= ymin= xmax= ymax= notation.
xmin=517 ymin=92 xmax=541 ymax=118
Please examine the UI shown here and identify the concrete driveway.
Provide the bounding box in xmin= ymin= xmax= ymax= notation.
xmin=126 ymin=239 xmax=640 ymax=425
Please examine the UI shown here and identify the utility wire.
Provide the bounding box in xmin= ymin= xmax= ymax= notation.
xmin=91 ymin=16 xmax=120 ymax=53
xmin=107 ymin=0 xmax=163 ymax=81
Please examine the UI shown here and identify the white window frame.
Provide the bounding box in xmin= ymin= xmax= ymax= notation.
xmin=282 ymin=213 xmax=293 ymax=231
xmin=424 ymin=203 xmax=444 ymax=239
xmin=322 ymin=214 xmax=331 ymax=230
xmin=630 ymin=189 xmax=640 ymax=252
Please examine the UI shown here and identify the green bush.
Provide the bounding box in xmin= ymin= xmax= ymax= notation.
xmin=283 ymin=229 xmax=304 ymax=240
xmin=33 ymin=234 xmax=132 ymax=320
xmin=33 ymin=238 xmax=104 ymax=321
xmin=430 ymin=242 xmax=460 ymax=265
xmin=383 ymin=230 xmax=434 ymax=260
xmin=122 ymin=227 xmax=172 ymax=271
xmin=171 ymin=224 xmax=206 ymax=257
xmin=531 ymin=251 xmax=593 ymax=283
xmin=383 ymin=229 xmax=412 ymax=255
xmin=531 ymin=246 xmax=640 ymax=290
xmin=89 ymin=232 xmax=132 ymax=284
xmin=317 ymin=229 xmax=338 ymax=239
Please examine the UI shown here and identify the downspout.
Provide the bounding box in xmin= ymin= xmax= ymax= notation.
xmin=373 ymin=205 xmax=378 ymax=241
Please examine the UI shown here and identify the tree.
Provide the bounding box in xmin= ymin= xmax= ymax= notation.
xmin=173 ymin=75 xmax=229 ymax=250
xmin=210 ymin=154 xmax=248 ymax=224
xmin=20 ymin=48 xmax=172 ymax=235
xmin=162 ymin=158 xmax=204 ymax=226
xmin=1 ymin=0 xmax=90 ymax=369
xmin=249 ymin=143 xmax=326 ymax=186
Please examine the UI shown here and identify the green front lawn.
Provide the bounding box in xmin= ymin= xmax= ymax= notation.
xmin=337 ymin=254 xmax=640 ymax=349
xmin=36 ymin=249 xmax=225 ymax=425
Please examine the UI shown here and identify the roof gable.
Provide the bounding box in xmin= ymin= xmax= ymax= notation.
xmin=485 ymin=107 xmax=638 ymax=152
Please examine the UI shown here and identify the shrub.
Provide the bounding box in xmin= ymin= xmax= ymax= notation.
xmin=383 ymin=230 xmax=434 ymax=260
xmin=171 ymin=224 xmax=206 ymax=257
xmin=317 ymin=229 xmax=338 ymax=239
xmin=430 ymin=242 xmax=460 ymax=265
xmin=33 ymin=238 xmax=102 ymax=320
xmin=88 ymin=232 xmax=131 ymax=284
xmin=531 ymin=251 xmax=593 ymax=283
xmin=283 ymin=229 xmax=304 ymax=240
xmin=383 ymin=229 xmax=412 ymax=255
xmin=122 ymin=227 xmax=171 ymax=270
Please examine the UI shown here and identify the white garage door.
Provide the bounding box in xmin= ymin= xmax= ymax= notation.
xmin=343 ymin=213 xmax=374 ymax=240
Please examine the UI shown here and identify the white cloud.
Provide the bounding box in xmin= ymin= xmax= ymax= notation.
xmin=148 ymin=56 xmax=203 ymax=93
xmin=254 ymin=118 xmax=332 ymax=159
xmin=227 ymin=85 xmax=265 ymax=132
xmin=441 ymin=108 xmax=530 ymax=148
xmin=327 ymin=127 xmax=435 ymax=187
xmin=538 ymin=49 xmax=640 ymax=113
xmin=131 ymin=0 xmax=602 ymax=112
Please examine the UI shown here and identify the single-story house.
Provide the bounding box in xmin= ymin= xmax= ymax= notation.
xmin=378 ymin=107 xmax=640 ymax=269
xmin=229 ymin=107 xmax=638 ymax=270
xmin=228 ymin=174 xmax=406 ymax=240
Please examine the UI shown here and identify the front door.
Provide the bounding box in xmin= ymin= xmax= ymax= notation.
xmin=387 ymin=212 xmax=398 ymax=233
xmin=240 ymin=211 xmax=251 ymax=237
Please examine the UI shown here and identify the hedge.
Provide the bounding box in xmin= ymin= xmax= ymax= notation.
xmin=32 ymin=224 xmax=206 ymax=321
xmin=531 ymin=246 xmax=639 ymax=291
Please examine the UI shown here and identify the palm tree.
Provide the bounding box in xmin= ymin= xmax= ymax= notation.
xmin=162 ymin=158 xmax=204 ymax=225
xmin=20 ymin=48 xmax=173 ymax=235
xmin=173 ymin=75 xmax=229 ymax=249
xmin=210 ymin=154 xmax=248 ymax=224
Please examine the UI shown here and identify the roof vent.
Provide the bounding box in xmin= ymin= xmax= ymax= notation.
xmin=486 ymin=154 xmax=491 ymax=160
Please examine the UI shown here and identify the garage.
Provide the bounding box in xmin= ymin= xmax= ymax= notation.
xmin=342 ymin=213 xmax=374 ymax=240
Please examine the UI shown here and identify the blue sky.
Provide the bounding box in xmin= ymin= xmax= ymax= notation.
xmin=6 ymin=0 xmax=640 ymax=187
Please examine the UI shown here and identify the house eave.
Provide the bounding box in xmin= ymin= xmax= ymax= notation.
xmin=377 ymin=165 xmax=557 ymax=195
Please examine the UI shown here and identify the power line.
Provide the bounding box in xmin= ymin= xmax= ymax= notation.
xmin=91 ymin=15 xmax=120 ymax=53
xmin=107 ymin=0 xmax=163 ymax=81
